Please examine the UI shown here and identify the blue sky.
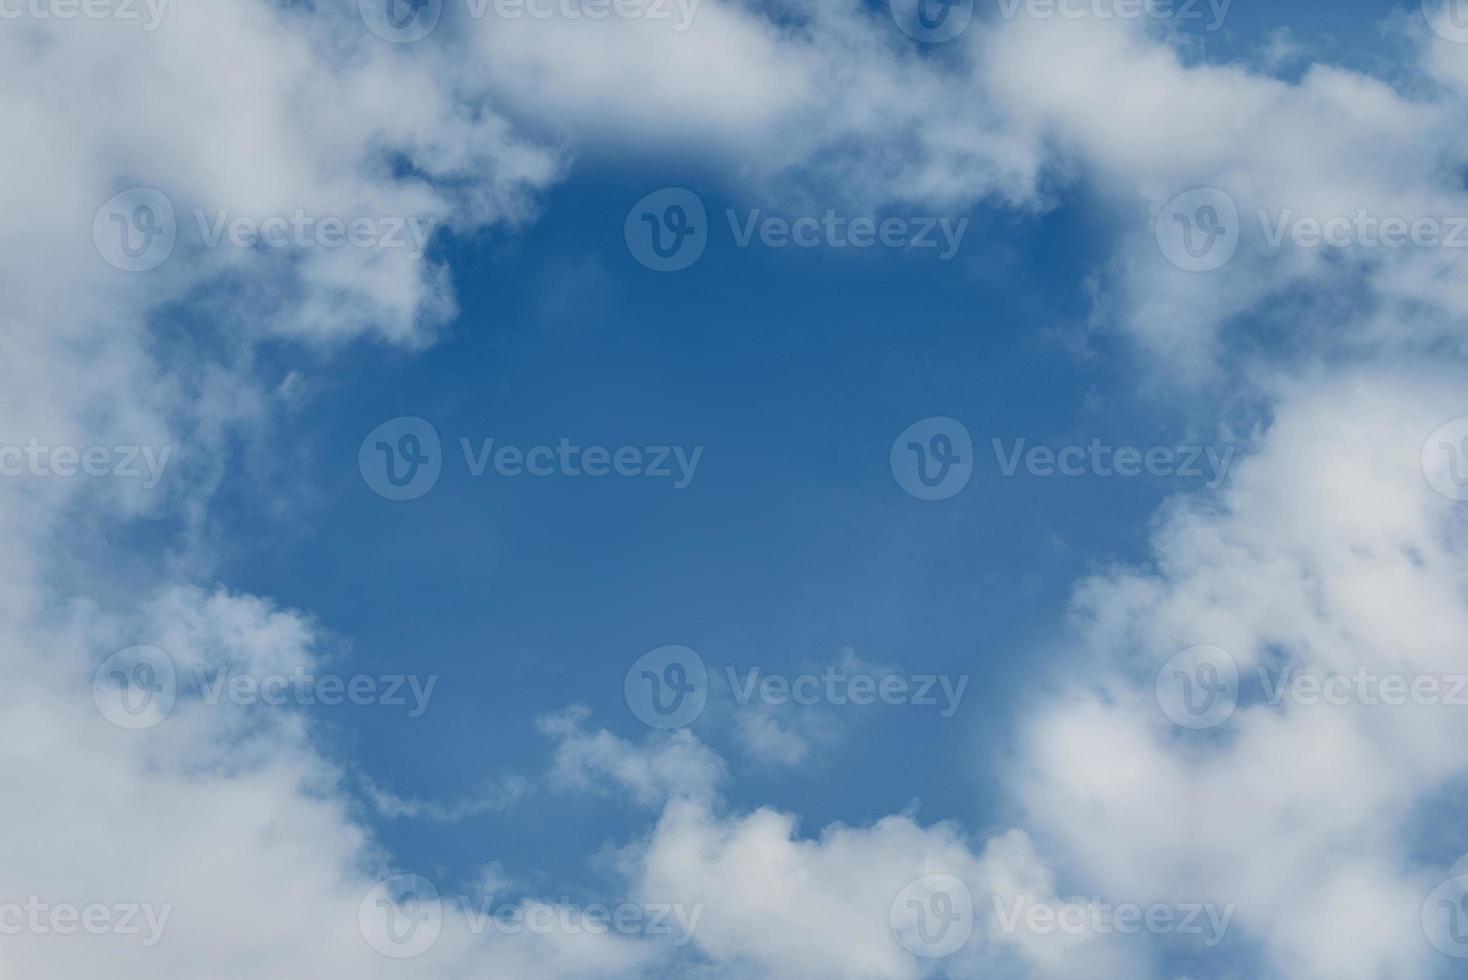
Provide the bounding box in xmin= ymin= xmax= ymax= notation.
xmin=218 ymin=158 xmax=1236 ymax=884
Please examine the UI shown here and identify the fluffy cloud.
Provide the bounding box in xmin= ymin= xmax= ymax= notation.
xmin=8 ymin=2 xmax=1468 ymax=979
xmin=1012 ymin=368 xmax=1468 ymax=979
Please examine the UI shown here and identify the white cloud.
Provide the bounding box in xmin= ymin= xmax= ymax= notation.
xmin=8 ymin=2 xmax=1468 ymax=979
xmin=1011 ymin=368 xmax=1468 ymax=979
xmin=539 ymin=705 xmax=727 ymax=807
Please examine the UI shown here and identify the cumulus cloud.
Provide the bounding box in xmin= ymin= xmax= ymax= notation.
xmin=1012 ymin=368 xmax=1468 ymax=979
xmin=9 ymin=1 xmax=1468 ymax=979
